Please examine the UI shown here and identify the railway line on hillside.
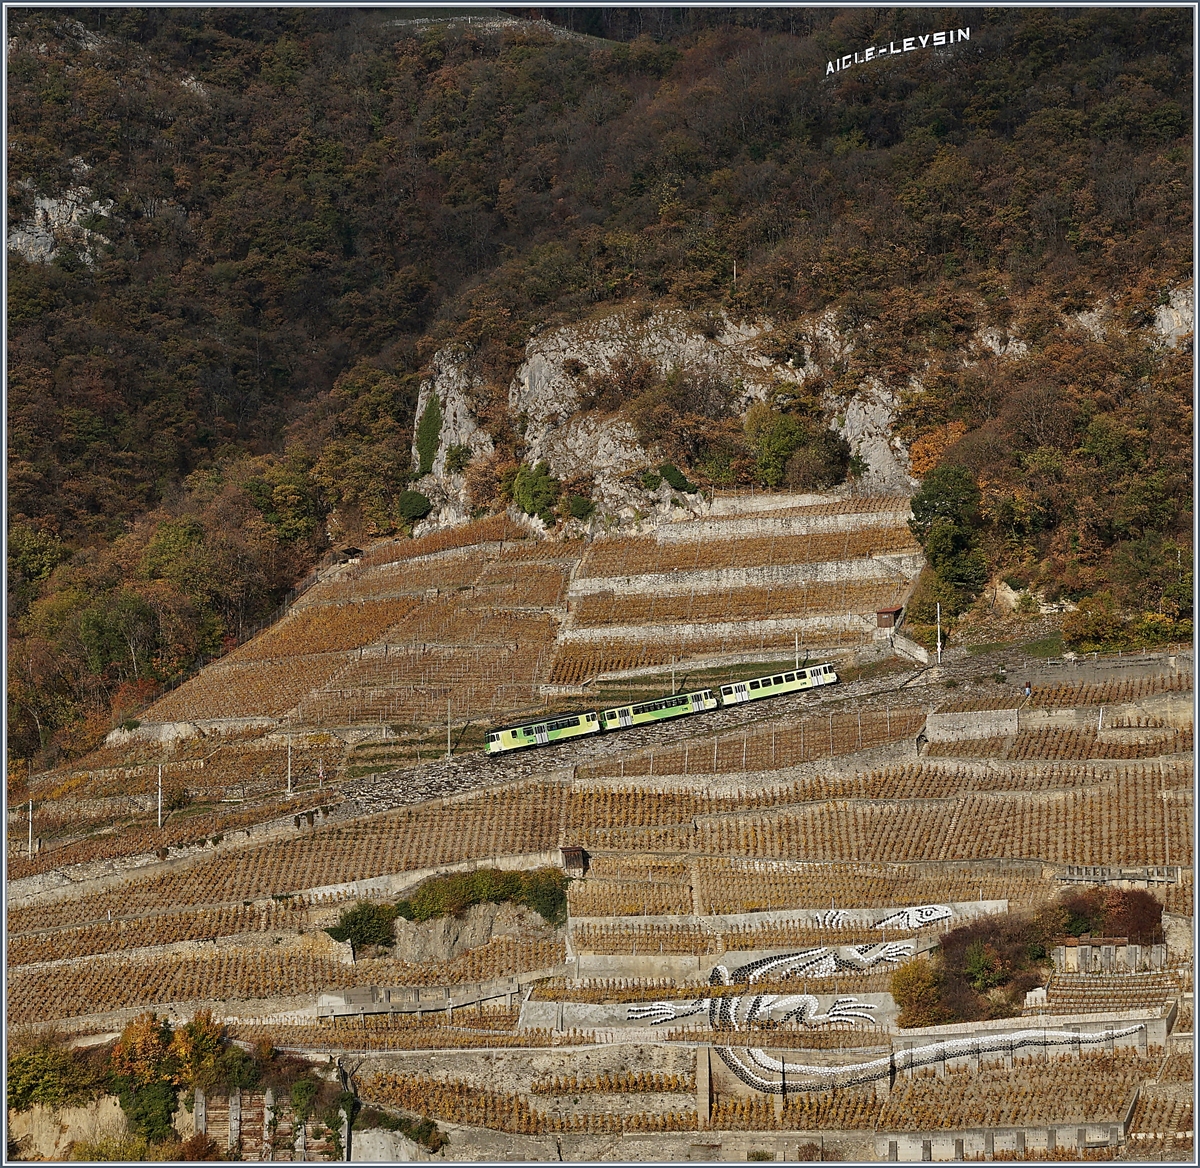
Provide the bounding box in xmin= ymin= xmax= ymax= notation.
xmin=341 ymin=664 xmax=932 ymax=813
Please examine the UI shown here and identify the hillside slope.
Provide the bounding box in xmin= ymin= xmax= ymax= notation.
xmin=7 ymin=7 xmax=1192 ymax=767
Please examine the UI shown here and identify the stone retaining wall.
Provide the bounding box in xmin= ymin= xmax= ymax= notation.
xmin=568 ymin=552 xmax=924 ymax=597
xmin=654 ymin=509 xmax=912 ymax=543
xmin=925 ymin=708 xmax=1019 ymax=742
xmin=561 ymin=613 xmax=876 ymax=644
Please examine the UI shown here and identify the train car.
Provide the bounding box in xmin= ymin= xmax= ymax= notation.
xmin=600 ymin=688 xmax=719 ymax=731
xmin=486 ymin=711 xmax=601 ymax=755
xmin=718 ymin=662 xmax=838 ymax=706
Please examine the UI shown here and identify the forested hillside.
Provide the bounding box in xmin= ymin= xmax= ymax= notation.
xmin=7 ymin=6 xmax=1192 ymax=766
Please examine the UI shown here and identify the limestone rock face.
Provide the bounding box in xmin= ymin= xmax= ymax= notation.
xmin=408 ymin=293 xmax=1082 ymax=534
xmin=409 ymin=346 xmax=497 ymax=531
xmin=390 ymin=901 xmax=558 ymax=965
xmin=1154 ymin=283 xmax=1194 ymax=347
xmin=411 ymin=346 xmax=496 ymax=479
xmin=976 ymin=327 xmax=1029 ymax=358
xmin=834 ymin=382 xmax=916 ymax=495
xmin=7 ymin=1096 xmax=129 ymax=1162
xmin=510 ymin=307 xmax=797 ymax=466
xmin=8 ymin=181 xmax=113 ymax=266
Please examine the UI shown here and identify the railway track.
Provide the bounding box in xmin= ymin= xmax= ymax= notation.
xmin=341 ymin=667 xmax=930 ymax=814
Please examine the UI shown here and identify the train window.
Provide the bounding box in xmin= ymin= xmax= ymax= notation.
xmin=772 ymin=675 xmax=783 ymax=685
xmin=784 ymin=673 xmax=794 ymax=682
xmin=749 ymin=680 xmax=760 ymax=690
xmin=721 ymin=685 xmax=733 ymax=694
xmin=523 ymin=727 xmax=534 ymax=737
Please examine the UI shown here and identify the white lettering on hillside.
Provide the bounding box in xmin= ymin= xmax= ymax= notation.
xmin=826 ymin=27 xmax=969 ymax=76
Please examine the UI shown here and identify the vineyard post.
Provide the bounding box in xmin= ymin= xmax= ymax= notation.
xmin=447 ymin=698 xmax=452 ymax=759
xmin=287 ymin=733 xmax=293 ymax=796
xmin=158 ymin=765 xmax=162 ymax=829
xmin=829 ymin=714 xmax=834 ymax=757
xmin=28 ymin=799 xmax=32 ymax=860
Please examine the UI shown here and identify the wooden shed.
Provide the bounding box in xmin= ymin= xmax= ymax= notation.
xmin=876 ymin=605 xmax=904 ymax=628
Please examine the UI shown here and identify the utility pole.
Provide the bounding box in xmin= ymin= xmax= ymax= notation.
xmin=795 ymin=632 xmax=799 ymax=669
xmin=936 ymin=602 xmax=943 ymax=665
xmin=28 ymin=799 xmax=33 ymax=860
xmin=158 ymin=764 xmax=163 ymax=829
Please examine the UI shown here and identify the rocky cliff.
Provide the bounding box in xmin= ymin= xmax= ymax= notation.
xmin=409 ymin=304 xmax=919 ymax=534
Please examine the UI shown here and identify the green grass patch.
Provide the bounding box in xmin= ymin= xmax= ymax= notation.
xmin=396 ymin=866 xmax=569 ymax=927
xmin=967 ymin=640 xmax=1013 ymax=656
xmin=1022 ymin=632 xmax=1063 ymax=658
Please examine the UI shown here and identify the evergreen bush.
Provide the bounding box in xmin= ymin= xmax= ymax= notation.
xmin=415 ymin=395 xmax=442 ymax=476
xmin=397 ymin=490 xmax=433 ymax=523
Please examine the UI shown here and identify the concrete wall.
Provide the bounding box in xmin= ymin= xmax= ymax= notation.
xmin=520 ymin=993 xmax=901 ymax=1036
xmin=891 ymin=1008 xmax=1168 ymax=1057
xmin=1052 ymin=940 xmax=1167 ymax=973
xmin=354 ymin=1124 xmax=874 ymax=1163
xmin=924 ymin=708 xmax=1018 ymax=742
xmin=877 ymin=1123 xmax=1127 ymax=1162
xmin=570 ymin=900 xmax=1008 ymax=936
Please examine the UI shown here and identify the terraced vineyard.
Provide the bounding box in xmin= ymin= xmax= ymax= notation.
xmin=7 ymin=497 xmax=1192 ymax=1164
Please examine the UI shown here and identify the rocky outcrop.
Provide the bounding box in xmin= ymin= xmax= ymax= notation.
xmin=411 ymin=346 xmax=496 ymax=479
xmin=391 ymin=901 xmax=559 ymax=965
xmin=834 ymin=381 xmax=915 ymax=495
xmin=409 ymin=346 xmax=497 ymax=531
xmin=1154 ymin=284 xmax=1194 ymax=347
xmin=8 ymin=176 xmax=113 ymax=266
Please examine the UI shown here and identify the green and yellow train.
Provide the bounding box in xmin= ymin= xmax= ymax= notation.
xmin=485 ymin=662 xmax=838 ymax=755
